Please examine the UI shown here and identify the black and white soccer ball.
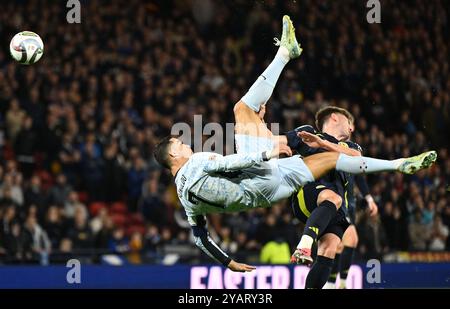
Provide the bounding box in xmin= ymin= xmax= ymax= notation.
xmin=9 ymin=31 xmax=44 ymax=65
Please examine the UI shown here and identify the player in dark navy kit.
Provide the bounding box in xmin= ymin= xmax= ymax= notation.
xmin=287 ymin=106 xmax=368 ymax=289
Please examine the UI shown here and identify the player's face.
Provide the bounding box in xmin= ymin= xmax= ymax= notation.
xmin=169 ymin=138 xmax=193 ymax=158
xmin=335 ymin=113 xmax=354 ymax=140
xmin=348 ymin=121 xmax=355 ymax=139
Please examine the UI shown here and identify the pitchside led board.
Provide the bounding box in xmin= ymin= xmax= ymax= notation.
xmin=0 ymin=263 xmax=449 ymax=288
xmin=190 ymin=265 xmax=362 ymax=289
xmin=0 ymin=265 xmax=363 ymax=289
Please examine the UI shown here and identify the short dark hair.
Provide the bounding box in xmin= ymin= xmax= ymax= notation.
xmin=315 ymin=106 xmax=354 ymax=131
xmin=153 ymin=136 xmax=174 ymax=169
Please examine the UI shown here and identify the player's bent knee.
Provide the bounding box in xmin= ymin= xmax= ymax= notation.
xmin=336 ymin=241 xmax=344 ymax=254
xmin=317 ymin=189 xmax=342 ymax=209
xmin=317 ymin=234 xmax=340 ymax=258
xmin=234 ymin=100 xmax=255 ymax=116
xmin=233 ymin=101 xmax=244 ymax=114
xmin=343 ymin=225 xmax=358 ymax=247
xmin=234 ymin=100 xmax=265 ymax=136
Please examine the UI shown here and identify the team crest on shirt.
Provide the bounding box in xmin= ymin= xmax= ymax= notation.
xmin=338 ymin=142 xmax=349 ymax=148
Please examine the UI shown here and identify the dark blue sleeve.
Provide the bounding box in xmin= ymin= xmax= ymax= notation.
xmin=190 ymin=215 xmax=231 ymax=267
xmin=285 ymin=125 xmax=324 ymax=156
xmin=355 ymin=175 xmax=370 ymax=196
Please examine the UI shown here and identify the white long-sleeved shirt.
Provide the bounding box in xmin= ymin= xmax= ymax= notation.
xmin=175 ymin=152 xmax=272 ymax=218
xmin=175 ymin=151 xmax=273 ymax=265
xmin=175 ymin=150 xmax=315 ymax=265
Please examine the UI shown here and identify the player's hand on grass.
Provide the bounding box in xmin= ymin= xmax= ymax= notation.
xmin=297 ymin=131 xmax=326 ymax=148
xmin=269 ymin=143 xmax=293 ymax=159
xmin=228 ymin=260 xmax=256 ymax=272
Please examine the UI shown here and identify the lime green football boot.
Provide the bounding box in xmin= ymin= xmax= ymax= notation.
xmin=398 ymin=150 xmax=437 ymax=174
xmin=274 ymin=15 xmax=303 ymax=60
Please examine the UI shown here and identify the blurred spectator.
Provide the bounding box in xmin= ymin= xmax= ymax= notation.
xmin=59 ymin=238 xmax=73 ymax=253
xmin=103 ymin=142 xmax=125 ymax=202
xmin=255 ymin=213 xmax=281 ymax=245
xmin=0 ymin=205 xmax=16 ymax=237
xmin=128 ymin=232 xmax=143 ymax=264
xmin=219 ymin=227 xmax=238 ymax=255
xmin=108 ymin=227 xmax=129 ymax=254
xmin=159 ymin=227 xmax=173 ymax=247
xmin=144 ymin=224 xmax=161 ymax=256
xmin=48 ymin=174 xmax=72 ymax=207
xmin=14 ymin=116 xmax=37 ymax=178
xmin=380 ymin=202 xmax=403 ymax=250
xmin=173 ymin=230 xmax=190 ymax=245
xmin=422 ymin=201 xmax=435 ymax=226
xmin=280 ymin=211 xmax=299 ymax=251
xmin=2 ymin=222 xmax=33 ymax=264
xmin=260 ymin=238 xmax=291 ymax=264
xmin=358 ymin=214 xmax=389 ymax=260
xmin=428 ymin=215 xmax=449 ymax=251
xmin=5 ymin=99 xmax=26 ymax=144
xmin=90 ymin=207 xmax=108 ymax=235
xmin=24 ymin=175 xmax=47 ymax=213
xmin=58 ymin=134 xmax=81 ymax=186
xmin=139 ymin=176 xmax=167 ymax=226
xmin=81 ymin=141 xmax=105 ymax=201
xmin=50 ymin=237 xmax=74 ymax=264
xmin=63 ymin=191 xmax=84 ymax=219
xmin=66 ymin=205 xmax=94 ymax=250
xmin=0 ymin=174 xmax=24 ymax=206
xmin=408 ymin=209 xmax=430 ymax=251
xmin=24 ymin=215 xmax=51 ymax=265
xmin=93 ymin=210 xmax=114 ymax=249
xmin=43 ymin=206 xmax=65 ymax=249
xmin=127 ymin=155 xmax=147 ymax=212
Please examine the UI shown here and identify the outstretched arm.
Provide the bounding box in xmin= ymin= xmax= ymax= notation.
xmin=298 ymin=131 xmax=362 ymax=156
xmin=189 ymin=215 xmax=255 ymax=272
xmin=282 ymin=125 xmax=360 ymax=156
xmin=203 ymin=144 xmax=292 ymax=173
xmin=203 ymin=152 xmax=264 ymax=174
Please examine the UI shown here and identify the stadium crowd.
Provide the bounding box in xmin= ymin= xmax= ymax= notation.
xmin=0 ymin=0 xmax=448 ymax=265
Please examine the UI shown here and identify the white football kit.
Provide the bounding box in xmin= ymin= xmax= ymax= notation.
xmin=175 ymin=146 xmax=314 ymax=265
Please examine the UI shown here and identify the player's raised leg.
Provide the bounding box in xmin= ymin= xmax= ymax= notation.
xmin=234 ymin=15 xmax=302 ymax=138
xmin=302 ymin=150 xmax=437 ymax=180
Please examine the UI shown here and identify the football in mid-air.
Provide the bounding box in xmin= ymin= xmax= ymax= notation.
xmin=9 ymin=31 xmax=44 ymax=65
